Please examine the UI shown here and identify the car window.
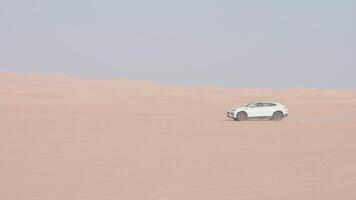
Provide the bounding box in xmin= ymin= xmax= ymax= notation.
xmin=263 ymin=103 xmax=276 ymax=107
xmin=256 ymin=103 xmax=264 ymax=107
xmin=259 ymin=103 xmax=277 ymax=107
xmin=250 ymin=102 xmax=273 ymax=107
xmin=249 ymin=103 xmax=258 ymax=107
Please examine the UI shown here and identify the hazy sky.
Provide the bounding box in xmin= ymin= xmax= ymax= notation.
xmin=1 ymin=0 xmax=355 ymax=87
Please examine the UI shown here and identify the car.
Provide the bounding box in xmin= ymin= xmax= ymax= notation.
xmin=227 ymin=101 xmax=288 ymax=121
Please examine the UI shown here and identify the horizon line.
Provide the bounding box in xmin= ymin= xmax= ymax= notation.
xmin=1 ymin=70 xmax=355 ymax=90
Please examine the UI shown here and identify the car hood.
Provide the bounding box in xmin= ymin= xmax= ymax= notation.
xmin=228 ymin=107 xmax=247 ymax=112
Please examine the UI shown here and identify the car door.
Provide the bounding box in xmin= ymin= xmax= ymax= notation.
xmin=246 ymin=103 xmax=264 ymax=117
xmin=264 ymin=103 xmax=277 ymax=117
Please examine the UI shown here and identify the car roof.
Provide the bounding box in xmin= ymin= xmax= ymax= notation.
xmin=253 ymin=101 xmax=281 ymax=105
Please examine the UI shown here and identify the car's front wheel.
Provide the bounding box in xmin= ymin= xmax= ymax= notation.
xmin=235 ymin=111 xmax=247 ymax=121
xmin=272 ymin=111 xmax=283 ymax=120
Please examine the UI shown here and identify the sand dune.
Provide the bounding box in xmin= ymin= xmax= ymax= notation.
xmin=1 ymin=72 xmax=356 ymax=200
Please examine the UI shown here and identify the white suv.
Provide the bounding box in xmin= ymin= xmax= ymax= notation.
xmin=227 ymin=101 xmax=288 ymax=121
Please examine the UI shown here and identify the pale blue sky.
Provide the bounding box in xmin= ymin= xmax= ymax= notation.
xmin=1 ymin=0 xmax=355 ymax=87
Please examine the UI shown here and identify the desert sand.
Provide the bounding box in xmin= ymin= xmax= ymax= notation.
xmin=1 ymin=72 xmax=356 ymax=200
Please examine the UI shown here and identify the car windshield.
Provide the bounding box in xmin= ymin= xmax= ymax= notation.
xmin=245 ymin=102 xmax=254 ymax=107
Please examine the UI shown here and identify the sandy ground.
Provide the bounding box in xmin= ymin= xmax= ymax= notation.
xmin=1 ymin=72 xmax=356 ymax=200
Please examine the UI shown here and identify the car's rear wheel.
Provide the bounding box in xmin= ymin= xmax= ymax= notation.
xmin=272 ymin=111 xmax=283 ymax=120
xmin=236 ymin=111 xmax=247 ymax=121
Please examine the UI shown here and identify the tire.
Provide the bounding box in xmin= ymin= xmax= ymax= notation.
xmin=236 ymin=111 xmax=248 ymax=121
xmin=272 ymin=111 xmax=283 ymax=120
